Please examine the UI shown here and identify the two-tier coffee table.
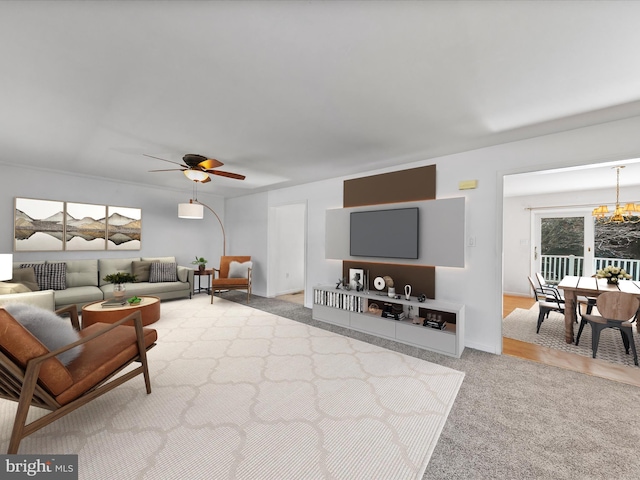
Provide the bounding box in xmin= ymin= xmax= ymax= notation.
xmin=81 ymin=296 xmax=161 ymax=328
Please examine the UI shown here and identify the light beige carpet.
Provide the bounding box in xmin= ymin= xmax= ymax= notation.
xmin=0 ymin=295 xmax=464 ymax=480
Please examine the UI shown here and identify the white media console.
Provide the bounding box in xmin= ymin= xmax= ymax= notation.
xmin=313 ymin=286 xmax=465 ymax=358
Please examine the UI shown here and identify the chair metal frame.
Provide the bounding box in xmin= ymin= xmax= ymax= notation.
xmin=576 ymin=291 xmax=639 ymax=366
xmin=528 ymin=276 xmax=565 ymax=333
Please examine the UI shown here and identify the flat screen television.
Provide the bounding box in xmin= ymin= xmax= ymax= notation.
xmin=350 ymin=207 xmax=419 ymax=259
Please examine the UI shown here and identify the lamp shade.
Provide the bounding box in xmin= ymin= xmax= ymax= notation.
xmin=0 ymin=254 xmax=13 ymax=281
xmin=178 ymin=202 xmax=204 ymax=219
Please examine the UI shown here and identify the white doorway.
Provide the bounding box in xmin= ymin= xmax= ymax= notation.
xmin=268 ymin=203 xmax=306 ymax=303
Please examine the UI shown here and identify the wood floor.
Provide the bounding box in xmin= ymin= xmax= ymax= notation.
xmin=503 ymin=295 xmax=640 ymax=387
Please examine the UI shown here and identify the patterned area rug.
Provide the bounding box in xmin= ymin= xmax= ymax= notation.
xmin=0 ymin=295 xmax=464 ymax=480
xmin=503 ymin=305 xmax=640 ymax=368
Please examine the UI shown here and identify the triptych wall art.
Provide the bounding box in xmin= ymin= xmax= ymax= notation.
xmin=14 ymin=197 xmax=142 ymax=252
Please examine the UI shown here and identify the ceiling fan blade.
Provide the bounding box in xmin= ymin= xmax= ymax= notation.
xmin=198 ymin=158 xmax=224 ymax=169
xmin=200 ymin=176 xmax=212 ymax=183
xmin=210 ymin=170 xmax=246 ymax=180
xmin=143 ymin=154 xmax=184 ymax=167
xmin=149 ymin=168 xmax=185 ymax=172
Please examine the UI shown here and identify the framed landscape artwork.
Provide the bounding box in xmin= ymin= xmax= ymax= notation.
xmin=106 ymin=205 xmax=141 ymax=251
xmin=14 ymin=198 xmax=65 ymax=251
xmin=13 ymin=198 xmax=141 ymax=252
xmin=65 ymin=202 xmax=107 ymax=251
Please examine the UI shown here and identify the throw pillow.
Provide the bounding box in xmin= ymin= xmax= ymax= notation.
xmin=20 ymin=263 xmax=67 ymax=291
xmin=11 ymin=267 xmax=40 ymax=291
xmin=132 ymin=261 xmax=152 ymax=282
xmin=149 ymin=262 xmax=177 ymax=283
xmin=3 ymin=303 xmax=83 ymax=366
xmin=228 ymin=261 xmax=252 ymax=279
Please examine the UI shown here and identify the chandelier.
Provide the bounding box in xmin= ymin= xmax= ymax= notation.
xmin=592 ymin=166 xmax=640 ymax=223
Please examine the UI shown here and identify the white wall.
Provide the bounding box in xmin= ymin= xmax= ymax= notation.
xmin=227 ymin=114 xmax=640 ymax=355
xmin=224 ymin=192 xmax=269 ymax=296
xmin=271 ymin=203 xmax=305 ymax=296
xmin=0 ymin=163 xmax=225 ymax=269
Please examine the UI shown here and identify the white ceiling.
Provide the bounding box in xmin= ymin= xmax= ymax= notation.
xmin=3 ymin=1 xmax=640 ymax=197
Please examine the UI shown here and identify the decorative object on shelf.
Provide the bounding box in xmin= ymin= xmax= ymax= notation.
xmin=336 ymin=277 xmax=349 ymax=289
xmin=596 ymin=265 xmax=632 ymax=284
xmin=103 ymin=272 xmax=137 ymax=300
xmin=368 ymin=303 xmax=380 ymax=314
xmin=191 ymin=256 xmax=208 ymax=272
xmin=373 ymin=276 xmax=386 ymax=291
xmin=592 ymin=166 xmax=640 ymax=224
xmin=128 ymin=296 xmax=142 ymax=305
xmin=383 ymin=275 xmax=395 ymax=297
xmin=349 ymin=268 xmax=364 ymax=291
xmin=417 ymin=293 xmax=426 ymax=302
xmin=404 ymin=284 xmax=412 ymax=300
xmin=363 ymin=270 xmax=370 ymax=294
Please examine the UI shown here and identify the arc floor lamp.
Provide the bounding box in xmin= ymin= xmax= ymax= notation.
xmin=178 ymin=199 xmax=226 ymax=256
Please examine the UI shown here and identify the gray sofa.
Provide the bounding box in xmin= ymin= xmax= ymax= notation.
xmin=8 ymin=256 xmax=193 ymax=309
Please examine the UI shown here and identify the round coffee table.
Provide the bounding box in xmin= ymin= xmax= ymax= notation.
xmin=81 ymin=296 xmax=161 ymax=328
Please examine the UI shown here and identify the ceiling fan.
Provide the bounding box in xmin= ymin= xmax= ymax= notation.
xmin=144 ymin=153 xmax=246 ymax=183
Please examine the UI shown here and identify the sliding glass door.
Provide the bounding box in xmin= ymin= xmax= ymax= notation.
xmin=531 ymin=211 xmax=594 ymax=283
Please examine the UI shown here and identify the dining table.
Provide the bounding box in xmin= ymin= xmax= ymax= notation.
xmin=557 ymin=276 xmax=640 ymax=344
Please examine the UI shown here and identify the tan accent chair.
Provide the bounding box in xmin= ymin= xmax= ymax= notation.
xmin=210 ymin=256 xmax=252 ymax=303
xmin=0 ymin=305 xmax=157 ymax=453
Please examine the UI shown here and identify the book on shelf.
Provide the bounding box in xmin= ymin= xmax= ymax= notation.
xmin=381 ymin=311 xmax=406 ymax=320
xmin=424 ymin=320 xmax=447 ymax=330
xmin=102 ymin=298 xmax=127 ymax=308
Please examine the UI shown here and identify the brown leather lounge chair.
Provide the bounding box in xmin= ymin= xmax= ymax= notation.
xmin=0 ymin=305 xmax=157 ymax=453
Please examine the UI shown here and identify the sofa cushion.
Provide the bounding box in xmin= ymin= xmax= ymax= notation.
xmin=0 ymin=282 xmax=32 ymax=294
xmin=64 ymin=259 xmax=99 ymax=288
xmin=98 ymin=258 xmax=139 ymax=286
xmin=0 ymin=290 xmax=55 ymax=311
xmin=21 ymin=263 xmax=67 ymax=291
xmin=11 ymin=267 xmax=39 ymax=291
xmin=228 ymin=261 xmax=253 ymax=279
xmin=141 ymin=256 xmax=176 ymax=263
xmin=4 ymin=303 xmax=83 ymax=366
xmin=132 ymin=261 xmax=152 ymax=282
xmin=0 ymin=308 xmax=74 ymax=396
xmin=149 ymin=262 xmax=177 ymax=283
xmin=54 ymin=286 xmax=104 ymax=308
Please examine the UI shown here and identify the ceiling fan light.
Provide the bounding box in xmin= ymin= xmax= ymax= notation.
xmin=183 ymin=169 xmax=209 ymax=182
xmin=178 ymin=201 xmax=204 ymax=219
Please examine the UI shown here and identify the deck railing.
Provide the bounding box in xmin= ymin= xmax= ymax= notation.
xmin=539 ymin=255 xmax=640 ymax=283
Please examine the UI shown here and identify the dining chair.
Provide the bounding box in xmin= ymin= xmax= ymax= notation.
xmin=576 ymin=291 xmax=639 ymax=366
xmin=528 ymin=276 xmax=565 ymax=333
xmin=535 ymin=271 xmax=596 ymax=315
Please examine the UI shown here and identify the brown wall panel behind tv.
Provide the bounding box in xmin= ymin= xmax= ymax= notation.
xmin=343 ymin=164 xmax=436 ymax=299
xmin=343 ymin=261 xmax=435 ymax=302
xmin=343 ymin=164 xmax=436 ymax=208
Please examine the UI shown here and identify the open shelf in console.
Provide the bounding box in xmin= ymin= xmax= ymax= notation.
xmin=312 ymin=286 xmax=464 ymax=358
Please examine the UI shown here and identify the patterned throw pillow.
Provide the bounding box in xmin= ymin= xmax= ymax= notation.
xmin=149 ymin=262 xmax=177 ymax=283
xmin=21 ymin=263 xmax=67 ymax=291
